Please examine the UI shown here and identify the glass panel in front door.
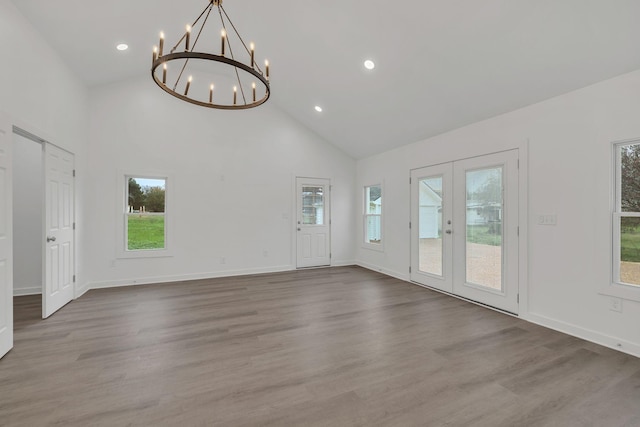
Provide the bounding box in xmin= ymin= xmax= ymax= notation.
xmin=418 ymin=176 xmax=443 ymax=276
xmin=302 ymin=186 xmax=324 ymax=225
xmin=465 ymin=167 xmax=503 ymax=290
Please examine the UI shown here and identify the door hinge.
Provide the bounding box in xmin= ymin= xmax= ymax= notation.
xmin=330 ymin=253 xmax=332 ymax=258
xmin=517 ymin=226 xmax=519 ymax=236
xmin=517 ymin=293 xmax=519 ymax=304
xmin=73 ymin=169 xmax=76 ymax=177
xmin=73 ymin=275 xmax=76 ymax=283
xmin=73 ymin=222 xmax=76 ymax=230
xmin=409 ymin=266 xmax=412 ymax=273
xmin=409 ymin=221 xmax=412 ymax=229
xmin=517 ymin=159 xmax=520 ymax=169
xmin=409 ymin=177 xmax=412 ymax=185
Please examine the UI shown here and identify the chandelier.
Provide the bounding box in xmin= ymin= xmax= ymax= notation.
xmin=151 ymin=0 xmax=270 ymax=110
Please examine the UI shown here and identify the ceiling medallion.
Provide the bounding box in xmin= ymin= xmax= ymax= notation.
xmin=151 ymin=0 xmax=270 ymax=110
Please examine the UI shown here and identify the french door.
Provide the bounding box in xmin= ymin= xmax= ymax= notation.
xmin=296 ymin=177 xmax=331 ymax=268
xmin=411 ymin=150 xmax=519 ymax=314
xmin=43 ymin=143 xmax=75 ymax=318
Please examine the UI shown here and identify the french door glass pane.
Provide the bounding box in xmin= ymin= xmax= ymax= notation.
xmin=419 ymin=176 xmax=443 ymax=276
xmin=619 ymin=216 xmax=640 ymax=286
xmin=302 ymin=186 xmax=324 ymax=225
xmin=366 ymin=215 xmax=381 ymax=243
xmin=466 ymin=167 xmax=503 ymax=290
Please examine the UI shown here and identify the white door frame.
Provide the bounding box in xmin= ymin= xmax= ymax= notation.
xmin=0 ymin=114 xmax=13 ymax=359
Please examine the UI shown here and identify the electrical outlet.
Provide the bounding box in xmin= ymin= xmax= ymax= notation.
xmin=609 ymin=297 xmax=623 ymax=313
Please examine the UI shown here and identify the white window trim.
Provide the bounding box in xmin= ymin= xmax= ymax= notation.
xmin=363 ymin=182 xmax=384 ymax=252
xmin=601 ymin=139 xmax=640 ymax=302
xmin=116 ymin=171 xmax=174 ymax=259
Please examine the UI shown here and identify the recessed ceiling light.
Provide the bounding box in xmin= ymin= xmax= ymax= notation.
xmin=364 ymin=60 xmax=375 ymax=70
xmin=315 ymin=106 xmax=323 ymax=113
xmin=116 ymin=43 xmax=129 ymax=51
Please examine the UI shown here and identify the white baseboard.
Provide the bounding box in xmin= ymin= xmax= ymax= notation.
xmin=523 ymin=312 xmax=640 ymax=358
xmin=88 ymin=264 xmax=297 ymax=290
xmin=356 ymin=261 xmax=409 ymax=282
xmin=13 ymin=286 xmax=41 ymax=296
xmin=75 ymin=282 xmax=91 ymax=299
xmin=332 ymin=259 xmax=356 ymax=267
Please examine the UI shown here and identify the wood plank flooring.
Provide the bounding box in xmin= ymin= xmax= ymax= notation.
xmin=1 ymin=266 xmax=639 ymax=426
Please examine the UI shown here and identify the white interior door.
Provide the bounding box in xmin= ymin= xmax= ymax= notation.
xmin=411 ymin=150 xmax=519 ymax=314
xmin=452 ymin=150 xmax=519 ymax=313
xmin=410 ymin=163 xmax=453 ymax=292
xmin=296 ymin=177 xmax=331 ymax=268
xmin=0 ymin=116 xmax=13 ymax=358
xmin=43 ymin=143 xmax=75 ymax=318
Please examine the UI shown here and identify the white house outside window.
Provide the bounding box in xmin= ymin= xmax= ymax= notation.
xmin=364 ymin=185 xmax=382 ymax=247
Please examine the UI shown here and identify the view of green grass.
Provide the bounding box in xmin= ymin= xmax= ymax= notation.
xmin=127 ymin=215 xmax=165 ymax=250
xmin=467 ymin=224 xmax=502 ymax=246
xmin=621 ymin=225 xmax=640 ymax=263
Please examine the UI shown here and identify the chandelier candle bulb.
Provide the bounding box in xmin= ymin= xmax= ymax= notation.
xmin=184 ymin=76 xmax=192 ymax=96
xmin=209 ymin=84 xmax=214 ymax=103
xmin=233 ymin=86 xmax=237 ymax=104
xmin=153 ymin=46 xmax=158 ymax=62
xmin=265 ymin=60 xmax=270 ymax=79
xmin=162 ymin=63 xmax=167 ymax=84
xmin=159 ymin=32 xmax=164 ymax=56
xmin=221 ymin=29 xmax=226 ymax=56
xmin=252 ymin=82 xmax=256 ymax=102
xmin=250 ymin=42 xmax=255 ymax=67
xmin=185 ymin=25 xmax=191 ymax=51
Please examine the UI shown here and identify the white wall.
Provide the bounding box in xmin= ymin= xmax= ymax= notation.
xmin=0 ymin=0 xmax=89 ymax=296
xmin=356 ymin=68 xmax=640 ymax=357
xmin=12 ymin=135 xmax=42 ymax=295
xmin=85 ymin=77 xmax=356 ymax=288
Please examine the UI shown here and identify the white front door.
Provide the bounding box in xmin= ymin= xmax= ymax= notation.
xmin=0 ymin=116 xmax=13 ymax=359
xmin=411 ymin=150 xmax=519 ymax=314
xmin=296 ymin=177 xmax=331 ymax=268
xmin=43 ymin=143 xmax=75 ymax=318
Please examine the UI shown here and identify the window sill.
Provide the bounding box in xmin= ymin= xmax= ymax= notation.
xmin=117 ymin=248 xmax=174 ymax=260
xmin=362 ymin=242 xmax=384 ymax=252
xmin=599 ymin=283 xmax=640 ymax=303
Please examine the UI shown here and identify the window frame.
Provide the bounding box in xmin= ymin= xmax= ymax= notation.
xmin=363 ymin=183 xmax=384 ymax=251
xmin=603 ymin=139 xmax=640 ymax=301
xmin=116 ymin=171 xmax=174 ymax=259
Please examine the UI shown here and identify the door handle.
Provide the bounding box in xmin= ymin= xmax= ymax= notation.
xmin=445 ymin=230 xmax=452 ymax=234
xmin=297 ymin=228 xmax=301 ymax=231
xmin=47 ymin=236 xmax=56 ymax=242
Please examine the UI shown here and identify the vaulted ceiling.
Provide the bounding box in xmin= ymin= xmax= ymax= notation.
xmin=12 ymin=0 xmax=640 ymax=159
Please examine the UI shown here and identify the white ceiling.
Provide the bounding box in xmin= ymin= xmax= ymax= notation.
xmin=11 ymin=0 xmax=640 ymax=159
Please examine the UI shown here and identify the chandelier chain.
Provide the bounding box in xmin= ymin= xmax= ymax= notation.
xmin=173 ymin=3 xmax=214 ymax=92
xmin=218 ymin=6 xmax=246 ymax=105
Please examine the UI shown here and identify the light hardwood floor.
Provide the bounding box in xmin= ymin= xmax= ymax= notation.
xmin=1 ymin=266 xmax=639 ymax=426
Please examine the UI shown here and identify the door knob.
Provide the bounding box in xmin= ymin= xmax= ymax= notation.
xmin=47 ymin=236 xmax=56 ymax=242
xmin=445 ymin=230 xmax=452 ymax=234
xmin=297 ymin=228 xmax=301 ymax=231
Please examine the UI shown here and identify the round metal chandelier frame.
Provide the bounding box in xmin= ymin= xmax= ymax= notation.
xmin=151 ymin=0 xmax=270 ymax=110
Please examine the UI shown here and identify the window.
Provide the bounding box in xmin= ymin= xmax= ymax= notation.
xmin=364 ymin=184 xmax=382 ymax=247
xmin=118 ymin=174 xmax=171 ymax=258
xmin=614 ymin=141 xmax=640 ymax=288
